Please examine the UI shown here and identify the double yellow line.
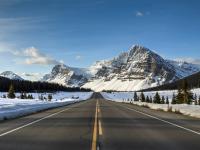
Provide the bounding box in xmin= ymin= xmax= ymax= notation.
xmin=91 ymin=100 xmax=103 ymax=150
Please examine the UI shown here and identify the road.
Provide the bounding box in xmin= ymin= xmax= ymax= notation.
xmin=0 ymin=93 xmax=200 ymax=150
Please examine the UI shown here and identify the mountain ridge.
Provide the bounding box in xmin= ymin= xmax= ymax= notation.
xmin=42 ymin=45 xmax=200 ymax=91
xmin=1 ymin=45 xmax=199 ymax=91
xmin=0 ymin=71 xmax=24 ymax=81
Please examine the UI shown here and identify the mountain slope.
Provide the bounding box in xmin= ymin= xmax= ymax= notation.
xmin=41 ymin=64 xmax=90 ymax=87
xmin=82 ymin=45 xmax=200 ymax=91
xmin=0 ymin=71 xmax=24 ymax=80
xmin=141 ymin=71 xmax=200 ymax=92
xmin=167 ymin=60 xmax=200 ymax=78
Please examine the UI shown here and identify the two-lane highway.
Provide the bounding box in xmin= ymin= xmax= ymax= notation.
xmin=0 ymin=93 xmax=200 ymax=150
xmin=0 ymin=96 xmax=97 ymax=150
xmin=98 ymin=99 xmax=200 ymax=150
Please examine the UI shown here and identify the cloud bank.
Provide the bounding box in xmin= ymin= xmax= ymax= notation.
xmin=175 ymin=58 xmax=200 ymax=65
xmin=23 ymin=47 xmax=60 ymax=65
xmin=0 ymin=46 xmax=62 ymax=65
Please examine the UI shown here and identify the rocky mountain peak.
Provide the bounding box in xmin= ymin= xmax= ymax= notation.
xmin=128 ymin=45 xmax=161 ymax=62
xmin=51 ymin=64 xmax=70 ymax=77
xmin=129 ymin=45 xmax=150 ymax=56
xmin=0 ymin=71 xmax=24 ymax=80
xmin=41 ymin=44 xmax=200 ymax=91
xmin=42 ymin=63 xmax=89 ymax=87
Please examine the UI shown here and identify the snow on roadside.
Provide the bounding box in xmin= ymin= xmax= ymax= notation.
xmin=102 ymin=88 xmax=200 ymax=102
xmin=0 ymin=92 xmax=93 ymax=121
xmin=0 ymin=92 xmax=93 ymax=101
xmin=101 ymin=89 xmax=200 ymax=118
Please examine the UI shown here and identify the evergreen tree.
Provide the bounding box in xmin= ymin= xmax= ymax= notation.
xmin=134 ymin=92 xmax=138 ymax=101
xmin=166 ymin=96 xmax=169 ymax=104
xmin=140 ymin=92 xmax=145 ymax=102
xmin=48 ymin=94 xmax=52 ymax=101
xmin=198 ymin=96 xmax=200 ymax=105
xmin=7 ymin=84 xmax=15 ymax=99
xmin=39 ymin=95 xmax=44 ymax=100
xmin=171 ymin=93 xmax=176 ymax=104
xmin=149 ymin=96 xmax=153 ymax=103
xmin=146 ymin=96 xmax=150 ymax=103
xmin=24 ymin=93 xmax=27 ymax=99
xmin=182 ymin=80 xmax=193 ymax=104
xmin=194 ymin=94 xmax=197 ymax=101
xmin=20 ymin=93 xmax=25 ymax=99
xmin=176 ymin=88 xmax=184 ymax=104
xmin=194 ymin=94 xmax=197 ymax=105
xmin=153 ymin=92 xmax=161 ymax=104
xmin=27 ymin=94 xmax=33 ymax=99
xmin=194 ymin=98 xmax=198 ymax=105
xmin=161 ymin=96 xmax=165 ymax=104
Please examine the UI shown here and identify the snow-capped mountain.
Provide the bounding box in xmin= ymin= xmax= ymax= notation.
xmin=82 ymin=45 xmax=200 ymax=91
xmin=167 ymin=60 xmax=200 ymax=78
xmin=41 ymin=64 xmax=90 ymax=87
xmin=42 ymin=45 xmax=200 ymax=91
xmin=0 ymin=71 xmax=24 ymax=80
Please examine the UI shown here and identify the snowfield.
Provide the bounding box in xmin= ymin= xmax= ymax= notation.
xmin=101 ymin=89 xmax=200 ymax=118
xmin=82 ymin=78 xmax=154 ymax=92
xmin=0 ymin=92 xmax=93 ymax=121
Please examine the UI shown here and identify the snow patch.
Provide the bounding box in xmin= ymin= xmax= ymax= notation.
xmin=0 ymin=92 xmax=93 ymax=121
xmin=101 ymin=89 xmax=200 ymax=118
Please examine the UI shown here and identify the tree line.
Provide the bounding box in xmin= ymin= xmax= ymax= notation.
xmin=6 ymin=84 xmax=54 ymax=101
xmin=125 ymin=91 xmax=200 ymax=105
xmin=0 ymin=76 xmax=91 ymax=93
xmin=124 ymin=80 xmax=200 ymax=105
xmin=141 ymin=71 xmax=200 ymax=92
xmin=126 ymin=92 xmax=170 ymax=104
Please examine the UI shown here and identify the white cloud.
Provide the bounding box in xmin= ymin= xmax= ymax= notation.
xmin=0 ymin=45 xmax=63 ymax=66
xmin=23 ymin=47 xmax=60 ymax=65
xmin=75 ymin=55 xmax=82 ymax=60
xmin=21 ymin=72 xmax=40 ymax=77
xmin=136 ymin=11 xmax=144 ymax=17
xmin=135 ymin=11 xmax=150 ymax=17
xmin=175 ymin=57 xmax=200 ymax=65
xmin=59 ymin=60 xmax=65 ymax=64
xmin=20 ymin=72 xmax=43 ymax=81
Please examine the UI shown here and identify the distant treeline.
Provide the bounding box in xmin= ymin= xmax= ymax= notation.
xmin=141 ymin=71 xmax=200 ymax=92
xmin=0 ymin=76 xmax=91 ymax=92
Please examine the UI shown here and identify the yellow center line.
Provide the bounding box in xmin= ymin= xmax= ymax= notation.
xmin=91 ymin=100 xmax=98 ymax=150
xmin=98 ymin=120 xmax=103 ymax=135
xmin=98 ymin=101 xmax=103 ymax=136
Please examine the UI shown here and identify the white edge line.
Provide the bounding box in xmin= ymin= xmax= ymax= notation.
xmin=116 ymin=103 xmax=200 ymax=136
xmin=0 ymin=101 xmax=87 ymax=137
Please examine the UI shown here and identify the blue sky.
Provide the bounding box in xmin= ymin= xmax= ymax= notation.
xmin=0 ymin=0 xmax=200 ymax=79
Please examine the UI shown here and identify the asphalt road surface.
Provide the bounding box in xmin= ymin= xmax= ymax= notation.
xmin=0 ymin=93 xmax=200 ymax=150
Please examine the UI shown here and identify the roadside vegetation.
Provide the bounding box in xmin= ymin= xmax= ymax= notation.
xmin=124 ymin=81 xmax=200 ymax=106
xmin=102 ymin=79 xmax=200 ymax=118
